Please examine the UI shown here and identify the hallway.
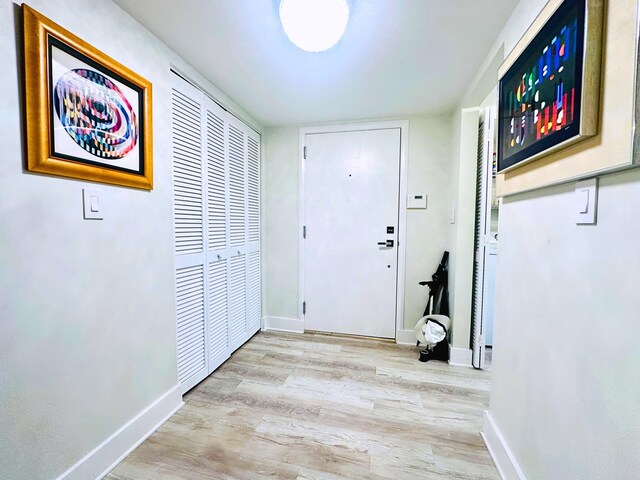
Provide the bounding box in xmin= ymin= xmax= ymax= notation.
xmin=107 ymin=332 xmax=496 ymax=479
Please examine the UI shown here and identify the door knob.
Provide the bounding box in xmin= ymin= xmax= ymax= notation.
xmin=378 ymin=240 xmax=394 ymax=247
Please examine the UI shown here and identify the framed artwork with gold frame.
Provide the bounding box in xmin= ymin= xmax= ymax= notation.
xmin=23 ymin=5 xmax=153 ymax=190
xmin=496 ymin=0 xmax=640 ymax=197
xmin=497 ymin=0 xmax=604 ymax=173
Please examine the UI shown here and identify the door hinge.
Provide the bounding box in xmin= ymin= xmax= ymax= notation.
xmin=303 ymin=146 xmax=307 ymax=159
xmin=303 ymin=301 xmax=306 ymax=315
xmin=303 ymin=225 xmax=307 ymax=239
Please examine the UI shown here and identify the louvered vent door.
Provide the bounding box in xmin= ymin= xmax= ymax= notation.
xmin=205 ymin=98 xmax=230 ymax=371
xmin=206 ymin=105 xmax=228 ymax=252
xmin=228 ymin=253 xmax=247 ymax=351
xmin=247 ymin=135 xmax=260 ymax=244
xmin=208 ymin=257 xmax=229 ymax=370
xmin=172 ymin=78 xmax=208 ymax=394
xmin=245 ymin=131 xmax=261 ymax=337
xmin=228 ymin=123 xmax=246 ymax=248
xmin=471 ymin=106 xmax=495 ymax=370
xmin=175 ymin=266 xmax=205 ymax=390
xmin=246 ymin=250 xmax=261 ymax=334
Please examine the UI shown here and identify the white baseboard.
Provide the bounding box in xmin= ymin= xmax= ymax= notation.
xmin=481 ymin=411 xmax=526 ymax=480
xmin=56 ymin=385 xmax=183 ymax=480
xmin=448 ymin=345 xmax=472 ymax=367
xmin=262 ymin=316 xmax=304 ymax=333
xmin=395 ymin=329 xmax=416 ymax=345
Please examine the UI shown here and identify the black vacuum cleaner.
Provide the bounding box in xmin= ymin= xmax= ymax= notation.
xmin=415 ymin=251 xmax=450 ymax=362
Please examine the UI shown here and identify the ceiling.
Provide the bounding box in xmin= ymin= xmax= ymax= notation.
xmin=114 ymin=0 xmax=519 ymax=127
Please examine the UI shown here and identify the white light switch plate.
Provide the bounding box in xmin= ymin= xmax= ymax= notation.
xmin=575 ymin=178 xmax=597 ymax=225
xmin=83 ymin=188 xmax=104 ymax=220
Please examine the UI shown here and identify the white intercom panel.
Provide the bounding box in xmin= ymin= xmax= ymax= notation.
xmin=407 ymin=193 xmax=427 ymax=209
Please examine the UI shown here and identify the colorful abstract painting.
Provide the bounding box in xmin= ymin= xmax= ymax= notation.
xmin=49 ymin=38 xmax=144 ymax=174
xmin=498 ymin=0 xmax=585 ymax=171
xmin=53 ymin=68 xmax=138 ymax=160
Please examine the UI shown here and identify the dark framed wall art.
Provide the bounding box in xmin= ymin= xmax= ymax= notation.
xmin=497 ymin=0 xmax=604 ymax=173
xmin=23 ymin=5 xmax=153 ymax=189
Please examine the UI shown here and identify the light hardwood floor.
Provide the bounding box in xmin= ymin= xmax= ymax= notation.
xmin=106 ymin=331 xmax=497 ymax=480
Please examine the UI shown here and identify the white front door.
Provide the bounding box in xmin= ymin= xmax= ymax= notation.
xmin=303 ymin=128 xmax=401 ymax=338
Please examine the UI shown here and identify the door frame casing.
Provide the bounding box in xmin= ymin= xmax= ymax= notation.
xmin=298 ymin=120 xmax=409 ymax=341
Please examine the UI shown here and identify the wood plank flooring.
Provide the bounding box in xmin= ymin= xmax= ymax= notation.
xmin=106 ymin=331 xmax=497 ymax=480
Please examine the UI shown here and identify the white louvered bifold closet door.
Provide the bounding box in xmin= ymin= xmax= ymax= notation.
xmin=172 ymin=73 xmax=261 ymax=394
xmin=205 ymin=98 xmax=231 ymax=372
xmin=246 ymin=135 xmax=261 ymax=334
xmin=227 ymin=119 xmax=248 ymax=351
xmin=172 ymin=78 xmax=209 ymax=394
xmin=227 ymin=116 xmax=262 ymax=351
xmin=471 ymin=106 xmax=495 ymax=370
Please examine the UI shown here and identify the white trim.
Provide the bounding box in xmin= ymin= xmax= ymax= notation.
xmin=56 ymin=385 xmax=183 ymax=480
xmin=396 ymin=123 xmax=409 ymax=331
xmin=395 ymin=329 xmax=417 ymax=345
xmin=298 ymin=128 xmax=306 ymax=322
xmin=448 ymin=345 xmax=473 ymax=367
xmin=481 ymin=411 xmax=527 ymax=480
xmin=262 ymin=316 xmax=305 ymax=333
xmin=298 ymin=120 xmax=410 ymax=335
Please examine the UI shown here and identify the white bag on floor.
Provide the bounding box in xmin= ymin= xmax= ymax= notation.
xmin=414 ymin=314 xmax=451 ymax=347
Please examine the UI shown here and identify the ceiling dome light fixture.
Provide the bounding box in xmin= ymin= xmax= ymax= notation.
xmin=279 ymin=0 xmax=350 ymax=52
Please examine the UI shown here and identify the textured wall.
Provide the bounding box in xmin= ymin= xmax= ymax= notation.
xmin=0 ymin=1 xmax=259 ymax=478
xmin=483 ymin=0 xmax=640 ymax=478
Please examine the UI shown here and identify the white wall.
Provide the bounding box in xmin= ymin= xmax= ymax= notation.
xmin=263 ymin=126 xmax=300 ymax=319
xmin=262 ymin=114 xmax=453 ymax=331
xmin=469 ymin=0 xmax=640 ymax=478
xmin=491 ymin=170 xmax=640 ymax=479
xmin=0 ymin=1 xmax=259 ymax=478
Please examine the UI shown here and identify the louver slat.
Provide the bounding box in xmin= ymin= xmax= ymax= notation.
xmin=209 ymin=258 xmax=228 ymax=363
xmin=247 ymin=137 xmax=260 ymax=243
xmin=228 ymin=254 xmax=246 ymax=345
xmin=228 ymin=125 xmax=246 ymax=247
xmin=471 ymin=120 xmax=485 ymax=368
xmin=207 ymin=110 xmax=227 ymax=250
xmin=246 ymin=251 xmax=261 ymax=333
xmin=176 ymin=265 xmax=205 ymax=383
xmin=172 ymin=88 xmax=203 ymax=255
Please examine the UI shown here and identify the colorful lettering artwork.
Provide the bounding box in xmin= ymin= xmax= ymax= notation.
xmin=498 ymin=0 xmax=584 ymax=171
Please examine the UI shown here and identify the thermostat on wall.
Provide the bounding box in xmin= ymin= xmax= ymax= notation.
xmin=407 ymin=193 xmax=427 ymax=209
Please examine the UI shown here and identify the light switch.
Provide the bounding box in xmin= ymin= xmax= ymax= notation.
xmin=83 ymin=188 xmax=104 ymax=220
xmin=90 ymin=195 xmax=100 ymax=212
xmin=449 ymin=207 xmax=456 ymax=224
xmin=575 ymin=178 xmax=597 ymax=225
xmin=578 ymin=189 xmax=589 ymax=214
